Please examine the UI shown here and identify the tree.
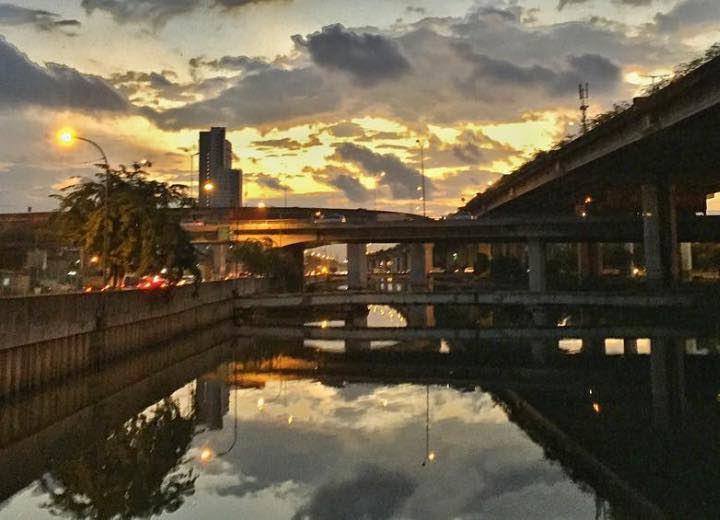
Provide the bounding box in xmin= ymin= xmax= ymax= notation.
xmin=51 ymin=164 xmax=199 ymax=286
xmin=39 ymin=398 xmax=197 ymax=520
xmin=231 ymin=238 xmax=302 ymax=291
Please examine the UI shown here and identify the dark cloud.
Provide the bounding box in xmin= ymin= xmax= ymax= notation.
xmin=252 ymin=137 xmax=303 ymax=150
xmin=146 ymin=67 xmax=340 ymax=130
xmin=327 ymin=175 xmax=371 ymax=202
xmin=189 ymin=55 xmax=272 ymax=74
xmin=0 ymin=3 xmax=80 ymax=33
xmin=293 ymin=24 xmax=411 ymax=86
xmin=81 ymin=0 xmax=288 ymax=28
xmin=292 ymin=465 xmax=416 ymax=520
xmin=454 ymin=43 xmax=621 ymax=98
xmin=332 ymin=143 xmax=429 ymax=199
xmin=558 ymin=0 xmax=652 ymax=9
xmin=325 ymin=121 xmax=366 ymax=138
xmin=654 ymin=0 xmax=719 ymax=33
xmin=246 ymin=172 xmax=289 ymax=191
xmin=0 ymin=36 xmax=127 ymax=111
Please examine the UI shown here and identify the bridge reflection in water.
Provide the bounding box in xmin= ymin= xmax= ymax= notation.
xmin=0 ymin=307 xmax=718 ymax=519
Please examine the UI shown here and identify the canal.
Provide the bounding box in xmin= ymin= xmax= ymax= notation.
xmin=0 ymin=304 xmax=718 ymax=519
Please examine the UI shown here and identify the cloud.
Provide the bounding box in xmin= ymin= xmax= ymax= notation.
xmin=146 ymin=67 xmax=340 ymax=130
xmin=654 ymin=0 xmax=720 ymax=34
xmin=454 ymin=43 xmax=622 ymax=98
xmin=292 ymin=465 xmax=416 ymax=520
xmin=81 ymin=0 xmax=290 ymax=28
xmin=0 ymin=36 xmax=128 ymax=111
xmin=558 ymin=0 xmax=652 ymax=8
xmin=0 ymin=3 xmax=80 ymax=33
xmin=252 ymin=137 xmax=303 ymax=150
xmin=327 ymin=175 xmax=371 ymax=202
xmin=332 ymin=143 xmax=428 ymax=199
xmin=246 ymin=172 xmax=289 ymax=191
xmin=325 ymin=121 xmax=366 ymax=138
xmin=293 ymin=24 xmax=411 ymax=86
xmin=189 ymin=55 xmax=272 ymax=74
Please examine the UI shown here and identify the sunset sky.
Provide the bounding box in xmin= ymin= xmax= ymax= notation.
xmin=0 ymin=0 xmax=718 ymax=215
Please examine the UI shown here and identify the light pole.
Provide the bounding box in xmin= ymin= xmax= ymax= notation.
xmin=416 ymin=139 xmax=426 ymax=217
xmin=58 ymin=129 xmax=112 ymax=286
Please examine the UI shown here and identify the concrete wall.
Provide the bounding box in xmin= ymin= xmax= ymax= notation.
xmin=0 ymin=278 xmax=265 ymax=399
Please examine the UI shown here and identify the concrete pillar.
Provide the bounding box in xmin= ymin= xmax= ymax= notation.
xmin=283 ymin=244 xmax=305 ymax=292
xmin=409 ymin=243 xmax=433 ymax=290
xmin=624 ymin=338 xmax=639 ymax=355
xmin=623 ymin=243 xmax=636 ymax=277
xmin=213 ymin=245 xmax=228 ymax=280
xmin=680 ymin=242 xmax=693 ymax=281
xmin=650 ymin=338 xmax=686 ymax=432
xmin=404 ymin=305 xmax=436 ymax=328
xmin=347 ymin=243 xmax=368 ymax=290
xmin=577 ymin=243 xmax=602 ymax=282
xmin=527 ymin=240 xmax=547 ymax=292
xmin=642 ymin=183 xmax=678 ymax=288
xmin=345 ymin=305 xmax=370 ymax=352
xmin=581 ymin=337 xmax=605 ymax=357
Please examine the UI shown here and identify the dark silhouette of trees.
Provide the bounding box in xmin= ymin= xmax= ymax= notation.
xmin=231 ymin=238 xmax=302 ymax=291
xmin=51 ymin=164 xmax=198 ymax=286
xmin=39 ymin=398 xmax=197 ymax=520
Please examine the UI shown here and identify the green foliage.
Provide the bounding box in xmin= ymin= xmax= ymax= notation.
xmin=39 ymin=398 xmax=197 ymax=520
xmin=231 ymin=239 xmax=302 ymax=291
xmin=51 ymin=164 xmax=198 ymax=285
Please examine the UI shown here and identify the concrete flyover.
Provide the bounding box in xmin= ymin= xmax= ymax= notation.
xmin=460 ymin=54 xmax=720 ymax=289
xmin=234 ymin=289 xmax=708 ymax=309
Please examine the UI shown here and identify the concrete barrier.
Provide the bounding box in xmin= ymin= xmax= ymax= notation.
xmin=0 ymin=278 xmax=265 ymax=399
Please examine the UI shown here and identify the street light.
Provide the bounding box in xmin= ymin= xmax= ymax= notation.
xmin=57 ymin=128 xmax=111 ymax=286
xmin=416 ymin=139 xmax=427 ymax=217
xmin=203 ymin=182 xmax=215 ymax=192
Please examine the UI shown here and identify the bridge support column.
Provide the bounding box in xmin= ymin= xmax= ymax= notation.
xmin=577 ymin=243 xmax=602 ymax=283
xmin=642 ymin=183 xmax=678 ymax=288
xmin=347 ymin=243 xmax=368 ymax=290
xmin=624 ymin=338 xmax=639 ymax=355
xmin=680 ymin=242 xmax=693 ymax=281
xmin=213 ymin=244 xmax=228 ymax=280
xmin=283 ymin=244 xmax=305 ymax=292
xmin=409 ymin=243 xmax=433 ymax=290
xmin=527 ymin=239 xmax=547 ymax=292
xmin=650 ymin=338 xmax=686 ymax=432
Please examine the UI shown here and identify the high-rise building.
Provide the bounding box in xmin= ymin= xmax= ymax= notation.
xmin=198 ymin=127 xmax=243 ymax=208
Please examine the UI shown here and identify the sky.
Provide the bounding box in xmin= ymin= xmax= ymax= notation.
xmin=0 ymin=0 xmax=718 ymax=215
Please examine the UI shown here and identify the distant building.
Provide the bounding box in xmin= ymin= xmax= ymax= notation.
xmin=198 ymin=127 xmax=243 ymax=208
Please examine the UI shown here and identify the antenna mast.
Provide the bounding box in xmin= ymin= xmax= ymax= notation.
xmin=578 ymin=82 xmax=589 ymax=134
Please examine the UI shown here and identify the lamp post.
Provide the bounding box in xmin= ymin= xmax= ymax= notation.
xmin=58 ymin=129 xmax=112 ymax=286
xmin=416 ymin=139 xmax=426 ymax=217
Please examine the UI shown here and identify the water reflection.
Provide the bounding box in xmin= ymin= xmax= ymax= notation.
xmin=1 ymin=309 xmax=720 ymax=518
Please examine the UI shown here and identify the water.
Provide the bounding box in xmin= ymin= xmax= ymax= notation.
xmin=1 ymin=305 xmax=719 ymax=519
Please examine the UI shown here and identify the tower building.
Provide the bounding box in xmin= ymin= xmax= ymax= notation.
xmin=198 ymin=127 xmax=242 ymax=208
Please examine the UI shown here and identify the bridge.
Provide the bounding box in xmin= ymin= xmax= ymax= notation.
xmin=460 ymin=53 xmax=720 ymax=288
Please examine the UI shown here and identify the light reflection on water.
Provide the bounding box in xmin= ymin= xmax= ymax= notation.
xmin=2 ymin=304 xmax=720 ymax=519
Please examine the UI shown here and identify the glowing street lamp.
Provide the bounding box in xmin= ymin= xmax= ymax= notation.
xmin=56 ymin=128 xmax=111 ymax=286
xmin=203 ymin=182 xmax=215 ymax=192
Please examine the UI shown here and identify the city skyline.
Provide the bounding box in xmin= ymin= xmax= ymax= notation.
xmin=0 ymin=0 xmax=719 ymax=214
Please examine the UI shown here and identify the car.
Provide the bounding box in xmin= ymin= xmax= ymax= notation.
xmin=121 ymin=274 xmax=140 ymax=289
xmin=313 ymin=212 xmax=347 ymax=224
xmin=138 ymin=274 xmax=170 ymax=290
xmin=448 ymin=213 xmax=476 ymax=221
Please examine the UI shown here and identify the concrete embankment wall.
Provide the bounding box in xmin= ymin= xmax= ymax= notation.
xmin=0 ymin=279 xmax=265 ymax=399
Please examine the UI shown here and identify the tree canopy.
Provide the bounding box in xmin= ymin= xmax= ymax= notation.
xmin=51 ymin=164 xmax=199 ymax=286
